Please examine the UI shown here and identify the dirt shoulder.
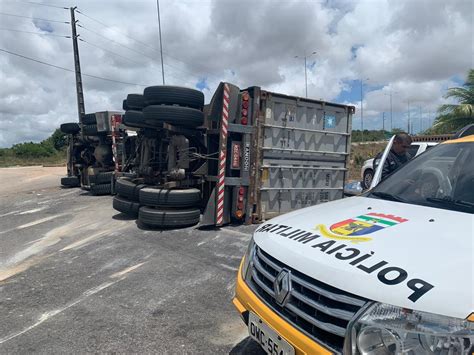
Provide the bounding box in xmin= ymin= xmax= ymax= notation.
xmin=0 ymin=166 xmax=66 ymax=196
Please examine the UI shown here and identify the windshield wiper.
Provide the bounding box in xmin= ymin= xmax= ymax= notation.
xmin=426 ymin=197 xmax=474 ymax=208
xmin=370 ymin=191 xmax=406 ymax=203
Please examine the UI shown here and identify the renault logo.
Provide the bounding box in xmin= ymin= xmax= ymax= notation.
xmin=273 ymin=269 xmax=291 ymax=306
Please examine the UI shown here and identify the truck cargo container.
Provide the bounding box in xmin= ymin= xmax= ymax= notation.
xmin=201 ymin=82 xmax=355 ymax=226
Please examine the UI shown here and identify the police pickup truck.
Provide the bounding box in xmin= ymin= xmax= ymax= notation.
xmin=233 ymin=133 xmax=473 ymax=354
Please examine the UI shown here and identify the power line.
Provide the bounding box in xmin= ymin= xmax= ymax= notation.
xmin=25 ymin=1 xmax=68 ymax=10
xmin=77 ymin=24 xmax=155 ymax=61
xmin=79 ymin=38 xmax=142 ymax=65
xmin=75 ymin=8 xmax=158 ymax=53
xmin=0 ymin=12 xmax=69 ymax=23
xmin=77 ymin=25 xmax=194 ymax=82
xmin=75 ymin=8 xmax=221 ymax=81
xmin=0 ymin=48 xmax=149 ymax=86
xmin=0 ymin=28 xmax=70 ymax=38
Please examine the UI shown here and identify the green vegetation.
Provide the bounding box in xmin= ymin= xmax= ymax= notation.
xmin=427 ymin=69 xmax=474 ymax=134
xmin=0 ymin=128 xmax=67 ymax=167
xmin=351 ymin=129 xmax=404 ymax=142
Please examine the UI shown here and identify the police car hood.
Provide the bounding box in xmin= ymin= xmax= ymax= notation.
xmin=253 ymin=196 xmax=473 ymax=319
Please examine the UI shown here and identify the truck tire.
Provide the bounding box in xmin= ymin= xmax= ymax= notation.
xmin=123 ymin=110 xmax=147 ymax=128
xmin=83 ymin=124 xmax=99 ymax=136
xmin=142 ymin=105 xmax=204 ymax=128
xmin=126 ymin=94 xmax=145 ymax=110
xmin=143 ymin=86 xmax=204 ymax=109
xmin=122 ymin=99 xmax=129 ymax=111
xmin=138 ymin=207 xmax=200 ymax=228
xmin=61 ymin=176 xmax=80 ymax=187
xmin=139 ymin=188 xmax=201 ymax=207
xmin=90 ymin=183 xmax=111 ymax=196
xmin=362 ymin=169 xmax=374 ymax=190
xmin=83 ymin=113 xmax=97 ymax=125
xmin=116 ymin=178 xmax=146 ymax=201
xmin=60 ymin=122 xmax=80 ymax=135
xmin=113 ymin=195 xmax=139 ymax=217
xmin=89 ymin=171 xmax=114 ymax=185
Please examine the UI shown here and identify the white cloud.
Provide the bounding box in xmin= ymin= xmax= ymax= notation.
xmin=0 ymin=0 xmax=472 ymax=146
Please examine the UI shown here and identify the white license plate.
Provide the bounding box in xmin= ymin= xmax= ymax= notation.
xmin=248 ymin=312 xmax=295 ymax=355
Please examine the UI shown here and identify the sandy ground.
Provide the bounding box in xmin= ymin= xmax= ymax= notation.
xmin=0 ymin=166 xmax=264 ymax=354
xmin=0 ymin=166 xmax=65 ymax=196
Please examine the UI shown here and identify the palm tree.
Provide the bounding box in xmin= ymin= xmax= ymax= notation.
xmin=431 ymin=69 xmax=474 ymax=133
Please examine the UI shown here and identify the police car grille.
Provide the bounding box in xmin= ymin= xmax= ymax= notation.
xmin=248 ymin=246 xmax=368 ymax=353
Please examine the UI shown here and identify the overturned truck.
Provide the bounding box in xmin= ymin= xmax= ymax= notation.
xmin=115 ymin=83 xmax=355 ymax=228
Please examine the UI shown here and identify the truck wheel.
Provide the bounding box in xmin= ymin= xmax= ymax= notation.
xmin=124 ymin=110 xmax=147 ymax=128
xmin=143 ymin=86 xmax=204 ymax=109
xmin=83 ymin=113 xmax=97 ymax=125
xmin=89 ymin=171 xmax=114 ymax=185
xmin=113 ymin=195 xmax=139 ymax=217
xmin=362 ymin=169 xmax=374 ymax=190
xmin=60 ymin=122 xmax=80 ymax=135
xmin=83 ymin=124 xmax=100 ymax=136
xmin=116 ymin=178 xmax=146 ymax=201
xmin=126 ymin=94 xmax=145 ymax=110
xmin=139 ymin=188 xmax=201 ymax=207
xmin=138 ymin=207 xmax=200 ymax=228
xmin=90 ymin=183 xmax=111 ymax=196
xmin=61 ymin=176 xmax=80 ymax=187
xmin=142 ymin=105 xmax=204 ymax=128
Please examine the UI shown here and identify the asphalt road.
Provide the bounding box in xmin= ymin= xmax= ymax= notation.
xmin=0 ymin=166 xmax=264 ymax=354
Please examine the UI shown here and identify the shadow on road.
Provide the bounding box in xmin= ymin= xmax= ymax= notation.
xmin=229 ymin=337 xmax=265 ymax=355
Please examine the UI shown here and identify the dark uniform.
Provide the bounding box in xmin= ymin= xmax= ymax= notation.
xmin=373 ymin=150 xmax=412 ymax=181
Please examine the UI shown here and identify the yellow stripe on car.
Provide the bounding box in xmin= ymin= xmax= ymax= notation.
xmin=443 ymin=135 xmax=474 ymax=144
xmin=233 ymin=258 xmax=333 ymax=355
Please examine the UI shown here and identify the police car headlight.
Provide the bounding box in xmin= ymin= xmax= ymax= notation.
xmin=241 ymin=237 xmax=255 ymax=280
xmin=349 ymin=303 xmax=473 ymax=355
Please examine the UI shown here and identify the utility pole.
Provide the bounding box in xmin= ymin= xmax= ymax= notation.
xmin=419 ymin=106 xmax=423 ymax=133
xmin=295 ymin=51 xmax=316 ymax=98
xmin=382 ymin=112 xmax=385 ymax=132
xmin=360 ymin=78 xmax=369 ymax=141
xmin=384 ymin=88 xmax=398 ymax=132
xmin=70 ymin=7 xmax=85 ymax=125
xmin=407 ymin=99 xmax=411 ymax=134
xmin=156 ymin=0 xmax=165 ymax=85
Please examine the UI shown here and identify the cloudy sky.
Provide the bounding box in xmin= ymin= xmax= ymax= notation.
xmin=0 ymin=0 xmax=472 ymax=147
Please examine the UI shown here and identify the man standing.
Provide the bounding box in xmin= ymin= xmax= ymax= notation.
xmin=374 ymin=133 xmax=413 ymax=181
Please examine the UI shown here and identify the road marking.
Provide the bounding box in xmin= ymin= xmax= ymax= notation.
xmin=219 ymin=263 xmax=238 ymax=272
xmin=15 ymin=214 xmax=65 ymax=230
xmin=0 ymin=210 xmax=21 ymax=218
xmin=60 ymin=231 xmax=109 ymax=251
xmin=110 ymin=262 xmax=146 ymax=279
xmin=17 ymin=207 xmax=45 ymax=215
xmin=0 ymin=278 xmax=124 ymax=344
xmin=220 ymin=229 xmax=252 ymax=238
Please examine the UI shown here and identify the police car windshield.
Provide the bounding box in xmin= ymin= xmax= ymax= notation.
xmin=369 ymin=142 xmax=474 ymax=214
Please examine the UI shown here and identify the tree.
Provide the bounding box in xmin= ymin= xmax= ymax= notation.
xmin=432 ymin=69 xmax=474 ymax=133
xmin=46 ymin=129 xmax=68 ymax=151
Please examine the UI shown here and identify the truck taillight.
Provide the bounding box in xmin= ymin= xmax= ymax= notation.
xmin=241 ymin=91 xmax=249 ymax=125
xmin=235 ymin=186 xmax=245 ymax=219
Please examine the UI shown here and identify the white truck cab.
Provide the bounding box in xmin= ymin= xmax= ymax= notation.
xmin=234 ymin=135 xmax=474 ymax=355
